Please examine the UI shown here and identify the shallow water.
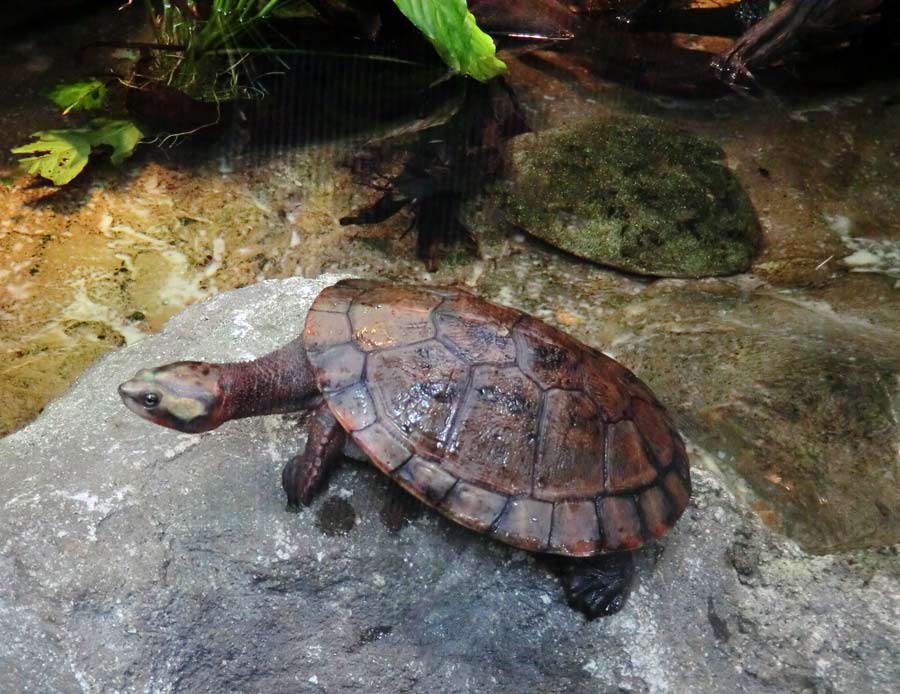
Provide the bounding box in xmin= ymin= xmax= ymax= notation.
xmin=1 ymin=4 xmax=898 ymax=553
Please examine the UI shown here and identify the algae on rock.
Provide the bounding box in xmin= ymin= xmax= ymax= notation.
xmin=499 ymin=116 xmax=761 ymax=277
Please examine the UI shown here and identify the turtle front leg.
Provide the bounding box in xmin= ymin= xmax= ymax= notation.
xmin=282 ymin=402 xmax=346 ymax=507
xmin=556 ymin=552 xmax=635 ymax=619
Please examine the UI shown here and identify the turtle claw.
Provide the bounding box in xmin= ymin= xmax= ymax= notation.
xmin=557 ymin=552 xmax=635 ymax=619
xmin=281 ymin=459 xmax=321 ymax=507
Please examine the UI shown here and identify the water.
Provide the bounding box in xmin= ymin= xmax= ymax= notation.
xmin=1 ymin=2 xmax=898 ymax=553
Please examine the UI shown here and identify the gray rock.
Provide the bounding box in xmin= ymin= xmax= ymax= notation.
xmin=1 ymin=276 xmax=898 ymax=693
xmin=498 ymin=117 xmax=761 ymax=278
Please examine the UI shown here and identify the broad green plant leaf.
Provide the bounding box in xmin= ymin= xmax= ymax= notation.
xmin=11 ymin=129 xmax=92 ymax=185
xmin=46 ymin=80 xmax=108 ymax=114
xmin=88 ymin=118 xmax=144 ymax=165
xmin=11 ymin=118 xmax=144 ymax=185
xmin=392 ymin=0 xmax=506 ymax=81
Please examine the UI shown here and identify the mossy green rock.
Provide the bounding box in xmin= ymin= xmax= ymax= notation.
xmin=500 ymin=117 xmax=761 ymax=277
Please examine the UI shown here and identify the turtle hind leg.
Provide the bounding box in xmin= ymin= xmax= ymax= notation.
xmin=282 ymin=401 xmax=346 ymax=507
xmin=556 ymin=552 xmax=635 ymax=619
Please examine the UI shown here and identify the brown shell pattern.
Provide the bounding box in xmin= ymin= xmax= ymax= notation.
xmin=305 ymin=279 xmax=691 ymax=557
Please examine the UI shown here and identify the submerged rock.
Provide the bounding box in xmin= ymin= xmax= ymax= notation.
xmin=1 ymin=276 xmax=898 ymax=693
xmin=499 ymin=116 xmax=761 ymax=277
xmin=615 ymin=281 xmax=900 ymax=553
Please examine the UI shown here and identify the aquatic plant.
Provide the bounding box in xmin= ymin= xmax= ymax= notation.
xmin=11 ymin=118 xmax=143 ymax=186
xmin=393 ymin=0 xmax=505 ymax=81
xmin=145 ymin=0 xmax=504 ymax=102
xmin=144 ymin=0 xmax=297 ymax=101
xmin=11 ymin=80 xmax=144 ymax=186
xmin=46 ymin=79 xmax=109 ymax=114
xmin=9 ymin=1 xmax=504 ymax=185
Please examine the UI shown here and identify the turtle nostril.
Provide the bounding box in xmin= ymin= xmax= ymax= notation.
xmin=118 ymin=381 xmax=142 ymax=401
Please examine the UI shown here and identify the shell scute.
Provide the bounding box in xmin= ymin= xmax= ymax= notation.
xmin=366 ymin=341 xmax=469 ymax=458
xmin=304 ymin=310 xmax=352 ymax=353
xmin=437 ymin=289 xmax=521 ymax=327
xmin=672 ymin=434 xmax=691 ymax=483
xmin=533 ymin=390 xmax=604 ymax=501
xmin=443 ymin=364 xmax=541 ymax=495
xmin=492 ymin=497 xmax=553 ymax=552
xmin=597 ymin=496 xmax=643 ymax=551
xmin=432 ymin=290 xmax=520 ymax=364
xmin=549 ymin=500 xmax=601 ymax=556
xmin=348 ymin=285 xmax=440 ymax=351
xmin=439 ymin=481 xmax=508 ymax=533
xmin=327 ymin=383 xmax=377 ymax=432
xmin=581 ymin=353 xmax=631 ymax=422
xmin=311 ymin=279 xmax=368 ymax=313
xmin=352 ymin=421 xmax=413 ymax=471
xmin=663 ymin=470 xmax=691 ymax=514
xmin=513 ymin=316 xmax=583 ymax=391
xmin=605 ymin=420 xmax=657 ymax=493
xmin=311 ymin=343 xmax=365 ymax=393
xmin=629 ymin=396 xmax=675 ymax=468
xmin=395 ymin=456 xmax=458 ymax=503
xmin=638 ymin=486 xmax=673 ymax=539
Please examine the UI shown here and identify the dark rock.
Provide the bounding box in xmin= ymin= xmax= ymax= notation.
xmin=706 ymin=596 xmax=731 ymax=643
xmin=498 ymin=116 xmax=761 ymax=277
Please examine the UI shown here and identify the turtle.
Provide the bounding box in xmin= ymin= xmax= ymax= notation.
xmin=118 ymin=279 xmax=691 ymax=618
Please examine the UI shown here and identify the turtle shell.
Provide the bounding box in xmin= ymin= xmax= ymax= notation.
xmin=304 ymin=279 xmax=691 ymax=557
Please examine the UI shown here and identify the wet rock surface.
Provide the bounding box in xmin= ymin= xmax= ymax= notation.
xmin=499 ymin=117 xmax=761 ymax=277
xmin=613 ymin=280 xmax=900 ymax=553
xmin=2 ymin=276 xmax=899 ymax=693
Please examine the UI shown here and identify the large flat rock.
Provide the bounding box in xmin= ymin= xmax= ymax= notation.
xmin=1 ymin=276 xmax=898 ymax=693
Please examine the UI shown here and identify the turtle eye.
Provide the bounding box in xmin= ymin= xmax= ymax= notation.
xmin=142 ymin=392 xmax=161 ymax=409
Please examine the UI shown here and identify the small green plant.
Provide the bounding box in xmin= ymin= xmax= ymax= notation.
xmin=146 ymin=0 xmax=294 ymax=101
xmin=146 ymin=0 xmax=504 ymax=102
xmin=11 ymin=1 xmax=504 ymax=186
xmin=11 ymin=80 xmax=143 ymax=186
xmin=392 ymin=0 xmax=505 ymax=81
xmin=46 ymin=79 xmax=109 ymax=114
xmin=12 ymin=118 xmax=144 ymax=186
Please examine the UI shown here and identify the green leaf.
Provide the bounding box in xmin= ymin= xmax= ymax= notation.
xmin=87 ymin=118 xmax=143 ymax=165
xmin=392 ymin=0 xmax=506 ymax=81
xmin=11 ymin=129 xmax=92 ymax=185
xmin=46 ymin=80 xmax=108 ymax=114
xmin=11 ymin=118 xmax=144 ymax=185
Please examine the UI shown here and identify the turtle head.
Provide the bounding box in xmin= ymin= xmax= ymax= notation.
xmin=118 ymin=361 xmax=226 ymax=433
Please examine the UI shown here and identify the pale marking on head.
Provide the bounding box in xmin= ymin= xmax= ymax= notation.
xmin=163 ymin=393 xmax=208 ymax=422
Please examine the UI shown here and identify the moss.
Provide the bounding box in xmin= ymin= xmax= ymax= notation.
xmin=500 ymin=117 xmax=760 ymax=277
